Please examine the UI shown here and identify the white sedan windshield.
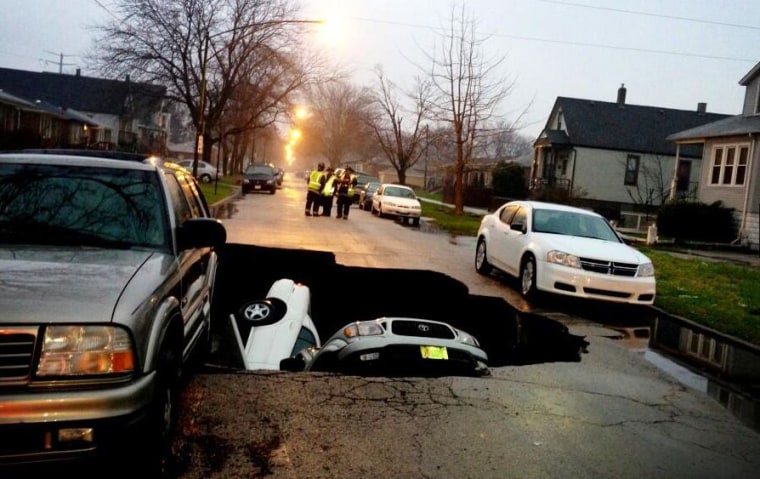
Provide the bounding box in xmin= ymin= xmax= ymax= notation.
xmin=532 ymin=209 xmax=620 ymax=242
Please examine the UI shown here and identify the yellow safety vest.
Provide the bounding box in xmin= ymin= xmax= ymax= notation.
xmin=345 ymin=173 xmax=357 ymax=197
xmin=322 ymin=175 xmax=337 ymax=196
xmin=308 ymin=170 xmax=324 ymax=192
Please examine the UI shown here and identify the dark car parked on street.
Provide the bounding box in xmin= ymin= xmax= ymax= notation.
xmin=0 ymin=151 xmax=226 ymax=475
xmin=358 ymin=181 xmax=380 ymax=211
xmin=242 ymin=163 xmax=278 ymax=194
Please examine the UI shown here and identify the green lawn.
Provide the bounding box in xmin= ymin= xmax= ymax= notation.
xmin=200 ymin=180 xmax=239 ymax=205
xmin=639 ymin=247 xmax=760 ymax=345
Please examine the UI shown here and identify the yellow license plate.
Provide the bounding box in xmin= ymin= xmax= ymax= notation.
xmin=420 ymin=345 xmax=448 ymax=360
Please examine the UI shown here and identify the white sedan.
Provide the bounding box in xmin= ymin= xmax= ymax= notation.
xmin=371 ymin=183 xmax=422 ymax=225
xmin=230 ymin=278 xmax=321 ymax=370
xmin=175 ymin=159 xmax=222 ymax=183
xmin=475 ymin=200 xmax=656 ymax=305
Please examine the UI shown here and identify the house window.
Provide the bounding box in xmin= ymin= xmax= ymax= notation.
xmin=558 ymin=154 xmax=568 ymax=175
xmin=624 ymin=155 xmax=639 ymax=186
xmin=755 ymin=83 xmax=760 ymax=115
xmin=710 ymin=144 xmax=749 ymax=186
xmin=40 ymin=115 xmax=52 ymax=139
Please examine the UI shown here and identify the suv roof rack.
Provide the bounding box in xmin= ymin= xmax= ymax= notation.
xmin=15 ymin=149 xmax=156 ymax=163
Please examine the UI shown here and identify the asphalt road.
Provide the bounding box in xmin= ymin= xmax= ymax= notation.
xmin=167 ymin=175 xmax=760 ymax=478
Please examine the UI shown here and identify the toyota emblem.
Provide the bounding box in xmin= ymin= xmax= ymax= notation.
xmin=418 ymin=324 xmax=430 ymax=332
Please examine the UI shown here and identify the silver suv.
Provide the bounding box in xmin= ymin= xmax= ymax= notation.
xmin=0 ymin=152 xmax=226 ymax=475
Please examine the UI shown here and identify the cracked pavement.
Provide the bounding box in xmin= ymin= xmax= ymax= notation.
xmin=168 ymin=177 xmax=760 ymax=478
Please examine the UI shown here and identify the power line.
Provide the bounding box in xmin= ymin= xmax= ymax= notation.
xmin=350 ymin=17 xmax=756 ymax=64
xmin=536 ymin=0 xmax=760 ymax=31
xmin=90 ymin=0 xmax=120 ymax=21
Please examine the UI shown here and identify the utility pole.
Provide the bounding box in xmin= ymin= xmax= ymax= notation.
xmin=42 ymin=51 xmax=77 ymax=73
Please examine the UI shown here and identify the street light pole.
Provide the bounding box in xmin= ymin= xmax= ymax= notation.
xmin=192 ymin=34 xmax=210 ymax=179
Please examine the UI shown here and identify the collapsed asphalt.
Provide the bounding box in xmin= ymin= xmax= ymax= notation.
xmin=207 ymin=243 xmax=590 ymax=373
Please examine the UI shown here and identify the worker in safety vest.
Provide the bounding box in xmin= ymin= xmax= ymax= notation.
xmin=320 ymin=166 xmax=337 ymax=217
xmin=334 ymin=166 xmax=358 ymax=220
xmin=305 ymin=163 xmax=326 ymax=216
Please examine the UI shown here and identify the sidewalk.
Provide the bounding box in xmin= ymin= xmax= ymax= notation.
xmin=417 ymin=197 xmax=488 ymax=216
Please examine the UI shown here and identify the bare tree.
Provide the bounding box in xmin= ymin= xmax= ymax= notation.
xmin=298 ymin=81 xmax=374 ymax=167
xmin=91 ymin=0 xmax=324 ymax=168
xmin=485 ymin=123 xmax=533 ymax=160
xmin=426 ymin=3 xmax=520 ymax=214
xmin=624 ymin=155 xmax=671 ymax=216
xmin=366 ymin=66 xmax=432 ymax=185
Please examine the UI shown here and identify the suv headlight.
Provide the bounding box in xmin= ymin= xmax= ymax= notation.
xmin=37 ymin=325 xmax=136 ymax=376
xmin=458 ymin=330 xmax=480 ymax=347
xmin=344 ymin=322 xmax=384 ymax=337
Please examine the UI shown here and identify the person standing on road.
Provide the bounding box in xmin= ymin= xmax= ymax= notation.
xmin=305 ymin=162 xmax=326 ymax=216
xmin=335 ymin=166 xmax=358 ymax=220
xmin=320 ymin=166 xmax=337 ymax=217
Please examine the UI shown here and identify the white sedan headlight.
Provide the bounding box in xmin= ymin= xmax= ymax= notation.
xmin=638 ymin=262 xmax=655 ymax=277
xmin=37 ymin=325 xmax=136 ymax=376
xmin=546 ymin=250 xmax=581 ymax=268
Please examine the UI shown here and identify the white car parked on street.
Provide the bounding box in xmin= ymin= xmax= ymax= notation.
xmin=175 ymin=159 xmax=222 ymax=183
xmin=371 ymin=183 xmax=422 ymax=226
xmin=475 ymin=200 xmax=656 ymax=305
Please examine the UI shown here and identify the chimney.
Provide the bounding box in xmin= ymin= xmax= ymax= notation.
xmin=697 ymin=102 xmax=707 ymax=114
xmin=75 ymin=68 xmax=81 ymax=77
xmin=617 ymin=83 xmax=626 ymax=106
xmin=125 ymin=74 xmax=130 ymax=83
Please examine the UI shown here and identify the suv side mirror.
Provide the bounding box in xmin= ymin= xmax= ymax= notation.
xmin=178 ymin=218 xmax=227 ymax=250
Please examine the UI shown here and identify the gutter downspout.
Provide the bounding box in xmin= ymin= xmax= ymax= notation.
xmin=668 ymin=144 xmax=681 ymax=201
xmin=734 ymin=133 xmax=757 ymax=245
xmin=570 ymin=148 xmax=577 ymax=195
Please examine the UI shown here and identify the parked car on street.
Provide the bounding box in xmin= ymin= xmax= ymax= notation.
xmin=357 ymin=181 xmax=380 ymax=211
xmin=175 ymin=158 xmax=222 ymax=183
xmin=371 ymin=183 xmax=422 ymax=225
xmin=475 ymin=200 xmax=656 ymax=305
xmin=353 ymin=172 xmax=379 ymax=203
xmin=280 ymin=317 xmax=489 ymax=377
xmin=242 ymin=163 xmax=277 ymax=194
xmin=230 ymin=278 xmax=321 ymax=370
xmin=0 ymin=151 xmax=227 ymax=474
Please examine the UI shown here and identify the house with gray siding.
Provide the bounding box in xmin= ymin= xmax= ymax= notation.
xmin=667 ymin=60 xmax=760 ymax=251
xmin=0 ymin=67 xmax=168 ymax=153
xmin=532 ymin=85 xmax=731 ymax=224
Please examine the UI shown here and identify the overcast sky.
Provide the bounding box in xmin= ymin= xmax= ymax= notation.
xmin=1 ymin=0 xmax=758 ymax=139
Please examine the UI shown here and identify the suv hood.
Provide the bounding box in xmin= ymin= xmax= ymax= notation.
xmin=0 ymin=247 xmax=159 ymax=325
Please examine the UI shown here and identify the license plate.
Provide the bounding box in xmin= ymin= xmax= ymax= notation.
xmin=420 ymin=345 xmax=448 ymax=360
xmin=254 ymin=185 xmax=261 ymax=189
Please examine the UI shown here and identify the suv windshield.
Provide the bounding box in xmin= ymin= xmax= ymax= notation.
xmin=0 ymin=163 xmax=169 ymax=249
